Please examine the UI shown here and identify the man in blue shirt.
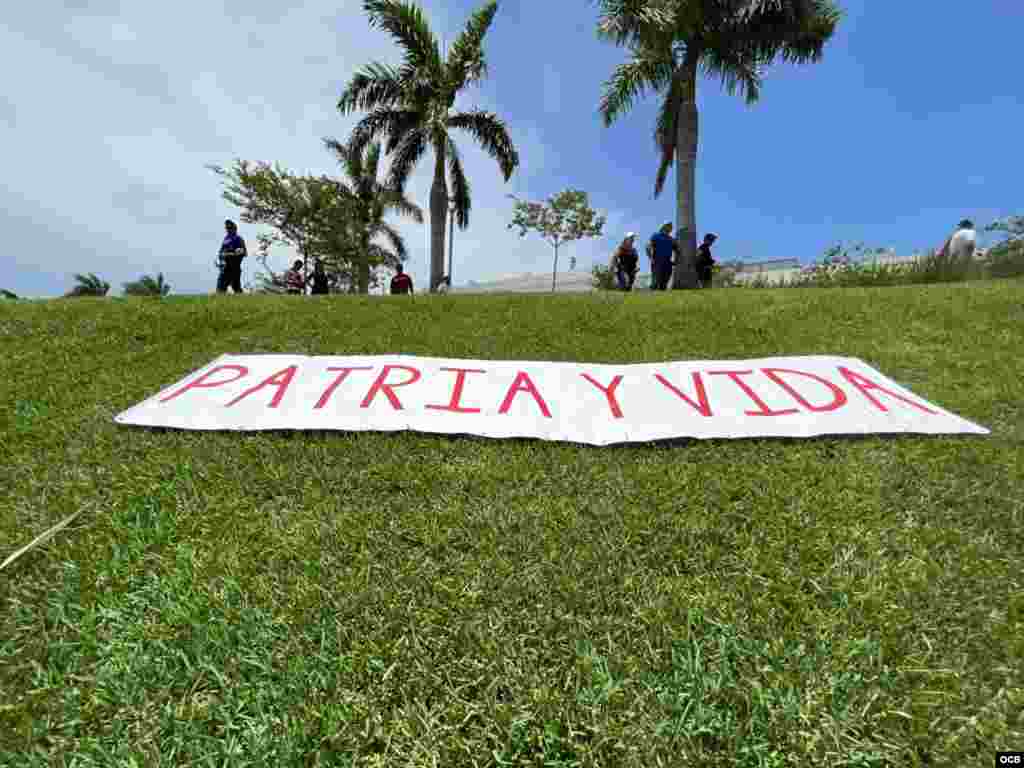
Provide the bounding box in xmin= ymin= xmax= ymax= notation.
xmin=648 ymin=222 xmax=678 ymax=290
xmin=216 ymin=219 xmax=247 ymax=294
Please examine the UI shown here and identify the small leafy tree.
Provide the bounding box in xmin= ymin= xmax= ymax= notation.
xmin=209 ymin=161 xmax=354 ymax=288
xmin=65 ymin=273 xmax=110 ymax=297
xmin=985 ymin=215 xmax=1024 ymax=243
xmin=983 ymin=215 xmax=1024 ymax=278
xmin=0 ymin=289 xmax=17 ymax=300
xmin=508 ymin=189 xmax=606 ymax=292
xmin=123 ymin=273 xmax=171 ymax=297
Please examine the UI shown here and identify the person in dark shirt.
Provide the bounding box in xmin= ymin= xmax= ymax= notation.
xmin=285 ymin=260 xmax=305 ymax=295
xmin=648 ymin=222 xmax=678 ymax=290
xmin=696 ymin=233 xmax=718 ymax=288
xmin=390 ymin=264 xmax=414 ymax=295
xmin=612 ymin=233 xmax=640 ymax=291
xmin=216 ymin=219 xmax=247 ymax=294
xmin=310 ymin=259 xmax=330 ymax=295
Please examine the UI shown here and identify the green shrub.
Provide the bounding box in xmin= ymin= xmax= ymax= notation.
xmin=591 ymin=264 xmax=617 ymax=290
xmin=985 ymin=239 xmax=1024 ymax=278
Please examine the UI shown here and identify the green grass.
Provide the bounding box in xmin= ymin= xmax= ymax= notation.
xmin=2 ymin=283 xmax=1023 ymax=766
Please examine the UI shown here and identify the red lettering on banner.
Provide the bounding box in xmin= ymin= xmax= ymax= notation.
xmin=837 ymin=366 xmax=938 ymax=414
xmin=498 ymin=371 xmax=552 ymax=418
xmin=654 ymin=372 xmax=713 ymax=417
xmin=426 ymin=367 xmax=486 ymax=413
xmin=225 ymin=365 xmax=298 ymax=408
xmin=707 ymin=370 xmax=798 ymax=416
xmin=314 ymin=366 xmax=373 ymax=409
xmin=760 ymin=368 xmax=847 ymax=412
xmin=580 ymin=373 xmax=625 ymax=418
xmin=159 ymin=364 xmax=249 ymax=403
xmin=360 ymin=365 xmax=422 ymax=410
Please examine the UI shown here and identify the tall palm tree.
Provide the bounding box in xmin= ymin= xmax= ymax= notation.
xmin=323 ymin=138 xmax=424 ymax=293
xmin=596 ymin=0 xmax=841 ymax=287
xmin=338 ymin=0 xmax=519 ymax=292
xmin=123 ymin=273 xmax=171 ymax=297
xmin=65 ymin=273 xmax=110 ymax=297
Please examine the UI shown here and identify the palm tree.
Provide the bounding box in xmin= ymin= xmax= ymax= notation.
xmin=596 ymin=0 xmax=841 ymax=287
xmin=123 ymin=273 xmax=171 ymax=297
xmin=338 ymin=0 xmax=519 ymax=292
xmin=323 ymin=138 xmax=424 ymax=293
xmin=65 ymin=273 xmax=110 ymax=297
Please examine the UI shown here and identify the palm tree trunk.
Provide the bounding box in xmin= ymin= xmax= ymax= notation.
xmin=429 ymin=142 xmax=448 ymax=293
xmin=358 ymin=233 xmax=371 ymax=294
xmin=672 ymin=59 xmax=699 ymax=289
xmin=551 ymin=242 xmax=559 ymax=292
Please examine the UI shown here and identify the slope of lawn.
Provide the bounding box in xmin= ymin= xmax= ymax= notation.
xmin=1 ymin=282 xmax=1022 ymax=767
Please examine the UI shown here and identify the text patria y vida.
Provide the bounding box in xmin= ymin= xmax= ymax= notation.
xmin=158 ymin=363 xmax=939 ymax=418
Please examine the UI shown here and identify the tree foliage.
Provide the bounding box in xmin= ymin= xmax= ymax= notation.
xmin=508 ymin=189 xmax=607 ymax=291
xmin=338 ymin=0 xmax=519 ymax=291
xmin=65 ymin=273 xmax=110 ymax=298
xmin=123 ymin=273 xmax=171 ymax=297
xmin=209 ymin=161 xmax=351 ymax=283
xmin=323 ymin=138 xmax=423 ymax=293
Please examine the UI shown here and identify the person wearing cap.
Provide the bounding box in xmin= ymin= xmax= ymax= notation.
xmin=696 ymin=232 xmax=718 ymax=288
xmin=216 ymin=219 xmax=247 ymax=294
xmin=940 ymin=219 xmax=977 ymax=262
xmin=611 ymin=233 xmax=640 ymax=291
xmin=648 ymin=222 xmax=678 ymax=291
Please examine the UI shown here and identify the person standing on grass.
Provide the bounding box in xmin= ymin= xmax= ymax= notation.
xmin=648 ymin=222 xmax=678 ymax=291
xmin=310 ymin=259 xmax=330 ymax=295
xmin=285 ymin=259 xmax=305 ymax=295
xmin=216 ymin=219 xmax=247 ymax=294
xmin=612 ymin=233 xmax=640 ymax=291
xmin=696 ymin=233 xmax=718 ymax=288
xmin=940 ymin=219 xmax=978 ymax=261
xmin=390 ymin=263 xmax=414 ymax=295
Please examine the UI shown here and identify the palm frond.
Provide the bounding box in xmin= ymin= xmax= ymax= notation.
xmin=337 ymin=61 xmax=406 ymax=114
xmin=375 ymin=222 xmax=408 ymax=262
xmin=323 ymin=137 xmax=363 ymax=185
xmin=385 ymin=127 xmax=429 ymax=192
xmin=700 ymin=44 xmax=762 ymax=104
xmin=364 ymin=142 xmax=383 ymax=191
xmin=595 ymin=0 xmax=675 ymax=47
xmin=347 ymin=108 xmax=421 ymax=157
xmin=446 ymin=0 xmax=498 ymax=91
xmin=381 ymin=187 xmax=424 ymax=223
xmin=446 ymin=137 xmax=471 ymax=229
xmin=363 ymin=0 xmax=444 ymax=78
xmin=446 ymin=110 xmax=518 ymax=181
xmin=598 ymin=47 xmax=675 ymax=126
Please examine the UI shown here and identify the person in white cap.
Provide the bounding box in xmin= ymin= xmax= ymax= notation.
xmin=610 ymin=233 xmax=640 ymax=291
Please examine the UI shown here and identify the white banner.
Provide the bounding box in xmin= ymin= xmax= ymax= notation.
xmin=114 ymin=354 xmax=989 ymax=445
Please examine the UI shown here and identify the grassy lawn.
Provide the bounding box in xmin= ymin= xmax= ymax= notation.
xmin=1 ymin=282 xmax=1022 ymax=766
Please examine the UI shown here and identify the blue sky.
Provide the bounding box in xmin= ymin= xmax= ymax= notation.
xmin=1 ymin=0 xmax=1020 ymax=296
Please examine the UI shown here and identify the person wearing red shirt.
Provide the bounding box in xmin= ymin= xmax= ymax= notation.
xmin=390 ymin=264 xmax=414 ymax=295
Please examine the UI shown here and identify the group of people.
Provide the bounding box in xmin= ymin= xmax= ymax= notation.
xmin=214 ymin=218 xmax=424 ymax=296
xmin=609 ymin=223 xmax=719 ymax=291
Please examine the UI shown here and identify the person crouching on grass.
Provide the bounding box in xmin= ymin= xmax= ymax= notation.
xmin=696 ymin=233 xmax=718 ymax=288
xmin=612 ymin=233 xmax=640 ymax=291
